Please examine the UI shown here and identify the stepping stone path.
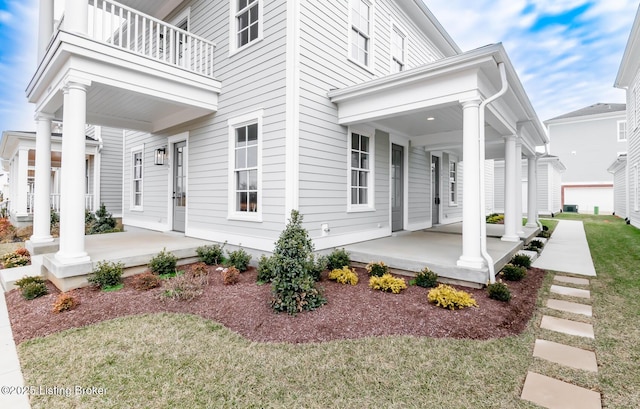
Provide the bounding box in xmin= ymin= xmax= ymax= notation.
xmin=521 ymin=274 xmax=601 ymax=409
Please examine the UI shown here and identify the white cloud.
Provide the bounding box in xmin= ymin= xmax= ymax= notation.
xmin=0 ymin=10 xmax=11 ymax=24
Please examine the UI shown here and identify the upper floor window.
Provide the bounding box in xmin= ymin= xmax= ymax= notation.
xmin=449 ymin=161 xmax=457 ymax=205
xmin=350 ymin=0 xmax=372 ymax=68
xmin=228 ymin=110 xmax=263 ymax=221
xmin=391 ymin=25 xmax=406 ymax=73
xmin=231 ymin=0 xmax=262 ymax=54
xmin=618 ymin=120 xmax=627 ymax=142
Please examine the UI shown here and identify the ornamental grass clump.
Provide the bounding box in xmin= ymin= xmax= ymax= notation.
xmin=487 ymin=281 xmax=511 ymax=302
xmin=162 ymin=271 xmax=208 ymax=301
xmin=270 ymin=210 xmax=326 ymax=315
xmin=326 ymin=248 xmax=350 ymax=271
xmin=366 ymin=261 xmax=389 ymax=277
xmin=328 ymin=266 xmax=358 ymax=285
xmin=369 ymin=273 xmax=407 ymax=294
xmin=501 ymin=263 xmax=527 ymax=281
xmin=428 ymin=284 xmax=478 ymax=310
xmin=411 ymin=267 xmax=438 ymax=288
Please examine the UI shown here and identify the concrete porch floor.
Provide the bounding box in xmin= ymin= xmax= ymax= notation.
xmin=344 ymin=223 xmax=539 ymax=287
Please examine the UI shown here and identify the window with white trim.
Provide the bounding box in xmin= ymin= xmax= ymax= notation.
xmin=350 ymin=0 xmax=372 ymax=68
xmin=349 ymin=130 xmax=374 ymax=209
xmin=390 ymin=24 xmax=406 ymax=73
xmin=449 ymin=161 xmax=457 ymax=205
xmin=231 ymin=0 xmax=261 ymax=53
xmin=131 ymin=147 xmax=143 ymax=210
xmin=228 ymin=111 xmax=262 ymax=221
xmin=618 ymin=120 xmax=627 ymax=141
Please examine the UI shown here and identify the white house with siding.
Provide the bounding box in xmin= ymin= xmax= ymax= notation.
xmin=493 ymin=155 xmax=564 ymax=217
xmin=26 ymin=0 xmax=547 ymax=287
xmin=615 ymin=5 xmax=640 ymax=228
xmin=0 ymin=126 xmax=123 ymax=226
xmin=607 ymin=154 xmax=628 ymax=219
xmin=545 ymin=103 xmax=627 ymax=214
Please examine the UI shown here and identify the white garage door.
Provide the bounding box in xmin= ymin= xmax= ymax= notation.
xmin=564 ymin=186 xmax=613 ymax=214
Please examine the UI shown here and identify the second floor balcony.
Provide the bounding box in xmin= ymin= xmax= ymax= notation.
xmin=27 ymin=0 xmax=221 ymax=133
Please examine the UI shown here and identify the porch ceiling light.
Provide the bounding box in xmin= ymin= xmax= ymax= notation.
xmin=427 ymin=117 xmax=435 ymax=121
xmin=154 ymin=146 xmax=167 ymax=166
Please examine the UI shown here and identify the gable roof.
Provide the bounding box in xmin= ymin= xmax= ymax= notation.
xmin=545 ymin=103 xmax=626 ymax=122
xmin=615 ymin=4 xmax=640 ymax=88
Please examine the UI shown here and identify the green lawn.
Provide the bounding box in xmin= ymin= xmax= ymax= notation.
xmin=16 ymin=214 xmax=640 ymax=408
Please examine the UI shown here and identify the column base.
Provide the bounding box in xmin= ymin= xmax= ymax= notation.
xmin=26 ymin=238 xmax=59 ymax=256
xmin=501 ymin=235 xmax=521 ymax=242
xmin=456 ymin=256 xmax=486 ymax=270
xmin=525 ymin=222 xmax=538 ymax=228
xmin=54 ymin=251 xmax=91 ymax=265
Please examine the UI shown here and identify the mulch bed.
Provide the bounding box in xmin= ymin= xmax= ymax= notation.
xmin=6 ymin=265 xmax=546 ymax=344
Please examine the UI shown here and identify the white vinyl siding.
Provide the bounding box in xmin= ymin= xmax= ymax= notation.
xmin=230 ymin=0 xmax=263 ymax=54
xmin=98 ymin=127 xmax=124 ymax=216
xmin=228 ymin=111 xmax=263 ymax=222
xmin=131 ymin=146 xmax=143 ymax=211
xmin=390 ymin=23 xmax=406 ymax=73
xmin=349 ymin=0 xmax=373 ymax=69
xmin=348 ymin=129 xmax=374 ymax=210
xmin=408 ymin=146 xmax=430 ymax=226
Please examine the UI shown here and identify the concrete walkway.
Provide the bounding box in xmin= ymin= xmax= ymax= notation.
xmin=0 ymin=289 xmax=30 ymax=409
xmin=532 ymin=220 xmax=596 ymax=276
xmin=521 ymin=219 xmax=601 ymax=409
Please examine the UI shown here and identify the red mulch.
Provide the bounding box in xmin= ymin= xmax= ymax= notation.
xmin=6 ymin=265 xmax=546 ymax=344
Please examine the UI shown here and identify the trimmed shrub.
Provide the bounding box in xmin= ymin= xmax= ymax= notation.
xmin=162 ymin=271 xmax=208 ymax=301
xmin=132 ymin=272 xmax=161 ymax=291
xmin=196 ymin=243 xmax=225 ymax=265
xmin=366 ymin=261 xmax=389 ymax=277
xmin=149 ymin=248 xmax=178 ymax=276
xmin=412 ymin=267 xmax=438 ymax=288
xmin=52 ymin=292 xmax=80 ymax=313
xmin=537 ymin=230 xmax=551 ymax=239
xmin=270 ymin=210 xmax=326 ymax=315
xmin=526 ymin=239 xmax=545 ymax=253
xmin=221 ymin=266 xmax=240 ymax=285
xmin=14 ymin=247 xmax=30 ymax=257
xmin=87 ymin=203 xmax=118 ymax=234
xmin=21 ymin=281 xmax=48 ymax=300
xmin=427 ymin=284 xmax=478 ymax=310
xmin=191 ymin=262 xmax=209 ymax=277
xmin=487 ymin=281 xmax=511 ymax=302
xmin=14 ymin=275 xmax=45 ymax=288
xmin=256 ymin=255 xmax=276 ymax=283
xmin=501 ymin=264 xmax=527 ymax=281
xmin=226 ymin=248 xmax=251 ymax=272
xmin=326 ymin=248 xmax=350 ymax=271
xmin=88 ymin=261 xmax=124 ymax=290
xmin=2 ymin=252 xmax=30 ymax=268
xmin=486 ymin=213 xmax=504 ymax=224
xmin=308 ymin=254 xmax=328 ymax=282
xmin=328 ymin=266 xmax=359 ymax=285
xmin=369 ymin=273 xmax=407 ymax=294
xmin=510 ymin=254 xmax=532 ymax=269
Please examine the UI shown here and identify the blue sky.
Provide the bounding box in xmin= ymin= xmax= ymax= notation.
xmin=0 ymin=0 xmax=637 ymax=133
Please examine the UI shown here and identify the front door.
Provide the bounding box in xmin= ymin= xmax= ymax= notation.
xmin=432 ymin=155 xmax=440 ymax=225
xmin=172 ymin=141 xmax=186 ymax=232
xmin=392 ymin=144 xmax=404 ymax=232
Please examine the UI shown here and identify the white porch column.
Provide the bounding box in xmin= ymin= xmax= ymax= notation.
xmin=15 ymin=149 xmax=29 ymax=218
xmin=38 ymin=0 xmax=55 ymax=60
xmin=64 ymin=0 xmax=88 ymax=35
xmin=526 ymin=155 xmax=539 ymax=227
xmin=457 ymin=99 xmax=486 ymax=270
xmin=31 ymin=114 xmax=54 ymax=243
xmin=515 ymin=140 xmax=524 ymax=235
xmin=55 ymin=81 xmax=90 ymax=264
xmin=502 ymin=135 xmax=519 ymax=242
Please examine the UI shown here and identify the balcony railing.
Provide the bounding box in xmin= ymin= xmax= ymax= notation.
xmin=76 ymin=0 xmax=216 ymax=77
xmin=27 ymin=193 xmax=95 ymax=214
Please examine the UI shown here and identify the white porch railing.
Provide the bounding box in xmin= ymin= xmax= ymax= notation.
xmin=80 ymin=0 xmax=216 ymax=77
xmin=26 ymin=193 xmax=94 ymax=214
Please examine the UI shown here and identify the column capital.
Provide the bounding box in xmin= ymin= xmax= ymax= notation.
xmin=34 ymin=112 xmax=55 ymax=121
xmin=503 ymin=134 xmax=517 ymax=142
xmin=460 ymin=98 xmax=482 ymax=109
xmin=61 ymin=75 xmax=91 ymax=93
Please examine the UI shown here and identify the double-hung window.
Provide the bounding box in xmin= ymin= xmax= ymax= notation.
xmin=349 ymin=131 xmax=373 ymax=209
xmin=449 ymin=161 xmax=457 ymax=205
xmin=228 ymin=111 xmax=262 ymax=221
xmin=350 ymin=0 xmax=372 ymax=68
xmin=618 ymin=120 xmax=627 ymax=142
xmin=131 ymin=147 xmax=143 ymax=210
xmin=235 ymin=0 xmax=260 ymax=50
xmin=391 ymin=25 xmax=406 ymax=73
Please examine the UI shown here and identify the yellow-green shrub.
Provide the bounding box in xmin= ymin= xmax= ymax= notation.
xmin=369 ymin=273 xmax=407 ymax=294
xmin=328 ymin=266 xmax=358 ymax=285
xmin=428 ymin=284 xmax=478 ymax=310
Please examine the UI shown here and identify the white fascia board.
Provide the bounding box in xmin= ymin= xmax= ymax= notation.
xmin=607 ymin=156 xmax=628 ymax=173
xmin=615 ymin=5 xmax=640 ymax=88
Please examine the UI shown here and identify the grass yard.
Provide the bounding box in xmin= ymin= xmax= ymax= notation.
xmin=15 ymin=214 xmax=640 ymax=408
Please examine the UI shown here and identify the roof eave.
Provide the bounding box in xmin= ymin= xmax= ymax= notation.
xmin=615 ymin=5 xmax=640 ymax=88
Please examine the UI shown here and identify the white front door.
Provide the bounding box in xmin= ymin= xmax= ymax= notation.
xmin=172 ymin=141 xmax=186 ymax=232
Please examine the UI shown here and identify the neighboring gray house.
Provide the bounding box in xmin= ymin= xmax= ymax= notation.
xmin=0 ymin=126 xmax=123 ymax=226
xmin=607 ymin=154 xmax=628 ymax=219
xmin=493 ymin=155 xmax=565 ymax=216
xmin=545 ymin=103 xmax=627 ymax=214
xmin=26 ymin=0 xmax=548 ymax=287
xmin=615 ymin=5 xmax=640 ymax=228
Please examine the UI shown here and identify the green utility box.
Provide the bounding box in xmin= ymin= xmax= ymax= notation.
xmin=594 ymin=206 xmax=599 ymax=215
xmin=563 ymin=204 xmax=578 ymax=213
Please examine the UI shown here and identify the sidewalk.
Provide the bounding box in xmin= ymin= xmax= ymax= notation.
xmin=532 ymin=219 xmax=596 ymax=276
xmin=0 ymin=288 xmax=30 ymax=409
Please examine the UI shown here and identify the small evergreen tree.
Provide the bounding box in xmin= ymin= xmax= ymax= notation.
xmin=88 ymin=203 xmax=117 ymax=234
xmin=270 ymin=210 xmax=326 ymax=314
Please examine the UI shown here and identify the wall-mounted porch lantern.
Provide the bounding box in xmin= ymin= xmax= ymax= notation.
xmin=154 ymin=146 xmax=167 ymax=165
